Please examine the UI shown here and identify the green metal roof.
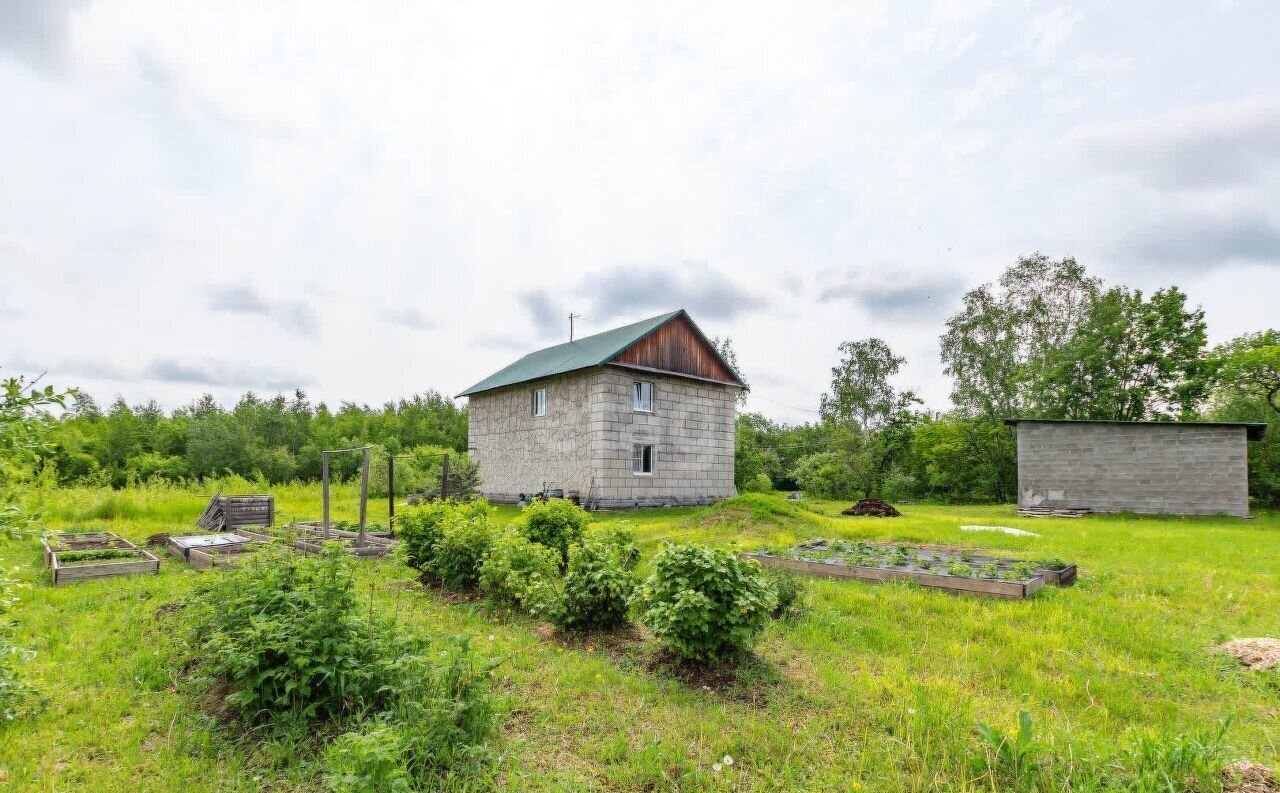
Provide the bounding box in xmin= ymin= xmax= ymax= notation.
xmin=457 ymin=310 xmax=686 ymax=397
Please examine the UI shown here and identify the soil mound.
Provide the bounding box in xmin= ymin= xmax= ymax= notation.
xmin=841 ymin=498 xmax=901 ymax=518
xmin=145 ymin=533 xmax=170 ymax=547
xmin=1219 ymin=638 xmax=1280 ymax=671
xmin=1223 ymin=760 xmax=1279 ymax=793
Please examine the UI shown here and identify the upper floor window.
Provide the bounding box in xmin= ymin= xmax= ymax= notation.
xmin=531 ymin=388 xmax=547 ymax=417
xmin=632 ymin=381 xmax=653 ymax=412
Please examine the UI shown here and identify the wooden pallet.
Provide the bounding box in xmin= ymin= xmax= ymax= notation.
xmin=196 ymin=493 xmax=275 ymax=531
xmin=50 ymin=548 xmax=160 ymax=587
xmin=1017 ymin=505 xmax=1091 ymax=518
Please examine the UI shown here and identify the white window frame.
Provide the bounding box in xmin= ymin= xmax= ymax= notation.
xmin=632 ymin=381 xmax=654 ymax=413
xmin=631 ymin=444 xmax=654 ymax=475
xmin=531 ymin=387 xmax=547 ymax=417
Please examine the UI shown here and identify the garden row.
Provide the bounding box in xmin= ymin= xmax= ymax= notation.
xmin=745 ymin=538 xmax=1076 ymax=599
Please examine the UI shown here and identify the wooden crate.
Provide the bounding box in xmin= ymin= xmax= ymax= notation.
xmin=42 ymin=531 xmax=136 ymax=567
xmin=50 ymin=548 xmax=160 ymax=587
xmin=742 ymin=552 xmax=1045 ymax=600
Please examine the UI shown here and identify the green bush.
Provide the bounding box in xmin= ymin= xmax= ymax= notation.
xmin=533 ymin=536 xmax=638 ymax=632
xmin=323 ymin=637 xmax=499 ymax=792
xmin=0 ymin=567 xmax=35 ymax=722
xmin=744 ymin=472 xmax=773 ymax=493
xmin=519 ymin=499 xmax=590 ymax=567
xmin=431 ymin=513 xmax=495 ymax=589
xmin=324 ymin=724 xmax=413 ymax=793
xmin=479 ymin=527 xmax=560 ymax=610
xmin=765 ymin=569 xmax=804 ymax=618
xmin=638 ymin=543 xmax=777 ymax=662
xmin=396 ymin=499 xmax=491 ymax=574
xmin=183 ymin=543 xmax=404 ymax=721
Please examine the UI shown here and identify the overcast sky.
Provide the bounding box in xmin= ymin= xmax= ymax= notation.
xmin=2 ymin=1 xmax=1278 ymax=424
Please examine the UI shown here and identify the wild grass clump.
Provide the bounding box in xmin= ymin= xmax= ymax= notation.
xmin=638 ymin=543 xmax=777 ymax=663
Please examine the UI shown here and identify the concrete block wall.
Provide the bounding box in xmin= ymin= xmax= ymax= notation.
xmin=467 ymin=366 xmax=738 ymax=507
xmin=589 ymin=368 xmax=737 ymax=508
xmin=466 ymin=369 xmax=597 ymax=502
xmin=1015 ymin=421 xmax=1250 ymax=517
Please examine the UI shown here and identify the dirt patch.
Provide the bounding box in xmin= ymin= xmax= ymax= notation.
xmin=1219 ymin=638 xmax=1280 ymax=671
xmin=841 ymin=498 xmax=901 ymax=517
xmin=155 ymin=602 xmax=183 ymax=620
xmin=1223 ymin=760 xmax=1280 ymax=793
xmin=145 ymin=533 xmax=170 ymax=547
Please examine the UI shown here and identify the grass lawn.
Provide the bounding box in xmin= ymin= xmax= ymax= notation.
xmin=1 ymin=484 xmax=1277 ymax=791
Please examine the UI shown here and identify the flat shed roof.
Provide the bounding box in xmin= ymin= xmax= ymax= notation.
xmin=1003 ymin=418 xmax=1267 ymax=442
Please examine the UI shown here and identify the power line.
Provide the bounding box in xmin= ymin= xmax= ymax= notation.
xmin=749 ymin=392 xmax=822 ymax=414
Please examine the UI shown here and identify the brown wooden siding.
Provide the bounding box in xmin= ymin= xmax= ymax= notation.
xmin=610 ymin=315 xmax=740 ymax=384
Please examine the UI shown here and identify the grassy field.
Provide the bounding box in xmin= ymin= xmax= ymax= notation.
xmin=0 ymin=483 xmax=1277 ymax=791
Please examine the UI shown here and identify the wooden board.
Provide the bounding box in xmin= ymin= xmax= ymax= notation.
xmin=742 ymin=552 xmax=1044 ymax=600
xmin=50 ymin=549 xmax=160 ymax=587
xmin=187 ymin=542 xmax=267 ymax=570
xmin=610 ymin=313 xmax=743 ymax=385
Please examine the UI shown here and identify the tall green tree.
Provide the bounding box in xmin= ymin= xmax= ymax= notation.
xmin=1214 ymin=329 xmax=1280 ymax=415
xmin=940 ymin=253 xmax=1100 ymax=418
xmin=1032 ymin=286 xmax=1209 ymax=420
xmin=819 ymin=338 xmax=918 ymax=435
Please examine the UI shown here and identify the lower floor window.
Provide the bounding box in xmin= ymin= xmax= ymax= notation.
xmin=632 ymin=444 xmax=653 ymax=475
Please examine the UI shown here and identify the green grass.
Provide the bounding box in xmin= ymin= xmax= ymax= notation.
xmin=1 ymin=484 xmax=1278 ymax=791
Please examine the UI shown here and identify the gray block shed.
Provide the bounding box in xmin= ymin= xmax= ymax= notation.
xmin=1005 ymin=419 xmax=1266 ymax=518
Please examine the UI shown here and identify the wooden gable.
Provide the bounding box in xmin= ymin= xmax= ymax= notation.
xmin=609 ymin=313 xmax=743 ymax=386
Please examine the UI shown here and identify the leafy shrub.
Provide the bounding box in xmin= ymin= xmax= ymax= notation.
xmin=324 ymin=724 xmax=414 ymax=793
xmin=395 ymin=499 xmax=491 ymax=574
xmin=765 ymin=569 xmax=804 ymax=618
xmin=479 ymin=528 xmax=560 ymax=610
xmin=582 ymin=522 xmax=640 ymax=570
xmin=432 ymin=513 xmax=496 ymax=589
xmin=183 ymin=543 xmax=397 ymax=721
xmin=536 ymin=538 xmax=638 ymax=632
xmin=519 ymin=499 xmax=590 ymax=567
xmin=638 ymin=543 xmax=777 ymax=662
xmin=323 ymin=637 xmax=499 ymax=791
xmin=744 ymin=472 xmax=773 ymax=493
xmin=0 ymin=567 xmax=35 ymax=722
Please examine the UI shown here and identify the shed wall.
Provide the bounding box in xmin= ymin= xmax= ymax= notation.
xmin=1015 ymin=422 xmax=1250 ymax=517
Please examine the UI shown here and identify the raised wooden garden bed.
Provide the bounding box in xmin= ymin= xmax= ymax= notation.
xmin=42 ymin=531 xmax=136 ymax=567
xmin=49 ymin=548 xmax=160 ymax=587
xmin=235 ymin=526 xmax=394 ymax=558
xmin=166 ymin=533 xmax=267 ymax=569
xmin=743 ymin=540 xmax=1076 ymax=600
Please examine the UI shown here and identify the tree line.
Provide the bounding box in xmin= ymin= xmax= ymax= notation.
xmin=37 ymin=390 xmax=468 ymax=489
xmin=7 ymin=253 xmax=1279 ymax=506
xmin=734 ymin=254 xmax=1280 ymax=506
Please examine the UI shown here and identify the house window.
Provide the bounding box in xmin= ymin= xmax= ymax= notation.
xmin=631 ymin=444 xmax=653 ymax=475
xmin=531 ymin=388 xmax=546 ymax=417
xmin=632 ymin=381 xmax=653 ymax=412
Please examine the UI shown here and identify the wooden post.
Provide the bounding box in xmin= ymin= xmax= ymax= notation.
xmin=441 ymin=453 xmax=449 ymax=501
xmin=387 ymin=455 xmax=395 ymax=526
xmin=358 ymin=447 xmax=371 ymax=548
xmin=322 ymin=451 xmax=331 ymax=540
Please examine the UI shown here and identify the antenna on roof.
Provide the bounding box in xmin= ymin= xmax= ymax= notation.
xmin=569 ymin=312 xmax=583 ymax=342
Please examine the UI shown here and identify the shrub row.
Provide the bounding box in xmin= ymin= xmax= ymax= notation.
xmin=396 ymin=499 xmax=785 ymax=662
